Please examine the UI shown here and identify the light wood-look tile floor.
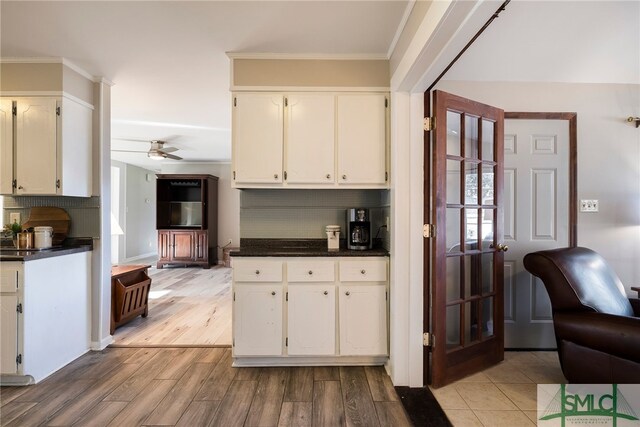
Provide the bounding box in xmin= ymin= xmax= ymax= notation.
xmin=431 ymin=351 xmax=567 ymax=427
xmin=0 ymin=347 xmax=412 ymax=427
xmin=113 ymin=264 xmax=232 ymax=346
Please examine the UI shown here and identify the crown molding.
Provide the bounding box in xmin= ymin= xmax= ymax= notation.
xmin=0 ymin=56 xmax=113 ymax=84
xmin=226 ymin=52 xmax=388 ymax=61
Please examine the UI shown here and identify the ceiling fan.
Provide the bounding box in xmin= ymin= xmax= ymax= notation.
xmin=112 ymin=139 xmax=183 ymax=161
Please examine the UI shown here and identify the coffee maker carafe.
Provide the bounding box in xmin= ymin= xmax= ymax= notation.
xmin=347 ymin=208 xmax=372 ymax=250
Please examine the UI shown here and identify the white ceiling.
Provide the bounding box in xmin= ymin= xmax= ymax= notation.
xmin=1 ymin=1 xmax=409 ymax=171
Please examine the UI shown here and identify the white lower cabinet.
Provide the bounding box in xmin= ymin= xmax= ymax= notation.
xmin=0 ymin=294 xmax=19 ymax=374
xmin=339 ymin=285 xmax=388 ymax=356
xmin=232 ymin=256 xmax=388 ymax=364
xmin=234 ymin=284 xmax=283 ymax=356
xmin=288 ymin=284 xmax=336 ymax=355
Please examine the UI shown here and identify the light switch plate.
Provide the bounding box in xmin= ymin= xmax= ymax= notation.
xmin=580 ymin=199 xmax=599 ymax=212
xmin=9 ymin=213 xmax=20 ymax=224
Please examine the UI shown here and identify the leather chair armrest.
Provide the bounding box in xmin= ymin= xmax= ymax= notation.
xmin=554 ymin=311 xmax=640 ymax=362
xmin=630 ymin=298 xmax=640 ymax=317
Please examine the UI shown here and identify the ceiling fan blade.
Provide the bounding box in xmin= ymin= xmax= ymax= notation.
xmin=164 ymin=153 xmax=183 ymax=160
xmin=112 ymin=137 xmax=150 ymax=143
xmin=160 ymin=146 xmax=178 ymax=153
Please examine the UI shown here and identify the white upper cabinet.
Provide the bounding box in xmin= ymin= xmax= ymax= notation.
xmin=232 ymin=92 xmax=388 ymax=188
xmin=337 ymin=94 xmax=387 ymax=185
xmin=0 ymin=99 xmax=13 ymax=195
xmin=1 ymin=96 xmax=92 ymax=196
xmin=285 ymin=94 xmax=335 ymax=184
xmin=15 ymin=98 xmax=58 ymax=195
xmin=232 ymin=93 xmax=284 ymax=184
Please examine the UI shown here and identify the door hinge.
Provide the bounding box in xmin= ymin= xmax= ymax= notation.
xmin=286 ymin=292 xmax=288 ymax=302
xmin=233 ymin=97 xmax=237 ymax=107
xmin=284 ymin=171 xmax=287 ymax=181
xmin=232 ymin=338 xmax=235 ymax=347
xmin=16 ymin=303 xmax=22 ymax=314
xmin=385 ymin=290 xmax=388 ymax=301
xmin=56 ymin=106 xmax=61 ymax=116
xmin=385 ymin=98 xmax=388 ymax=108
xmin=423 ymin=117 xmax=435 ymax=131
xmin=423 ymin=333 xmax=432 ymax=347
xmin=12 ymin=179 xmax=17 ymax=189
xmin=286 ymin=337 xmax=288 ymax=347
xmin=12 ymin=106 xmax=17 ymax=116
xmin=56 ymin=179 xmax=60 ymax=189
xmin=385 ymin=171 xmax=388 ymax=182
xmin=284 ymin=97 xmax=288 ymax=107
xmin=423 ymin=224 xmax=436 ymax=238
xmin=233 ymin=292 xmax=235 ymax=301
xmin=233 ymin=171 xmax=236 ymax=180
xmin=16 ymin=354 xmax=22 ymax=365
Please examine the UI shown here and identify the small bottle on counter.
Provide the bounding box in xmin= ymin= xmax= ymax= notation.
xmin=326 ymin=225 xmax=340 ymax=251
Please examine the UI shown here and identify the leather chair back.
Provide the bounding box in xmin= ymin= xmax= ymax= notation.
xmin=523 ymin=247 xmax=633 ymax=316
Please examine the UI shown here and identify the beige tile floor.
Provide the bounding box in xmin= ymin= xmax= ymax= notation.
xmin=430 ymin=351 xmax=567 ymax=427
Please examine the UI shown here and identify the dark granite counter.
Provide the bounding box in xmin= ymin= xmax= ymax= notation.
xmin=0 ymin=238 xmax=93 ymax=262
xmin=230 ymin=239 xmax=389 ymax=258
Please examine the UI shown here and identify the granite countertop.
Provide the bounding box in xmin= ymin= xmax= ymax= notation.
xmin=0 ymin=238 xmax=93 ymax=262
xmin=230 ymin=239 xmax=389 ymax=257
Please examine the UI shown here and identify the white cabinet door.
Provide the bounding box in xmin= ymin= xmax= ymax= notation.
xmin=0 ymin=99 xmax=13 ymax=195
xmin=337 ymin=94 xmax=387 ymax=185
xmin=285 ymin=94 xmax=335 ymax=184
xmin=339 ymin=285 xmax=387 ymax=356
xmin=234 ymin=284 xmax=283 ymax=356
xmin=15 ymin=98 xmax=58 ymax=195
xmin=233 ymin=93 xmax=284 ymax=184
xmin=0 ymin=295 xmax=19 ymax=374
xmin=288 ymin=284 xmax=336 ymax=355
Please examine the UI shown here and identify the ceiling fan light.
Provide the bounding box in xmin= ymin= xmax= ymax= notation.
xmin=148 ymin=151 xmax=165 ymax=160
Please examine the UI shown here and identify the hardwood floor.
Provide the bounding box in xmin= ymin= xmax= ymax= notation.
xmin=113 ymin=265 xmax=232 ymax=346
xmin=0 ymin=347 xmax=411 ymax=427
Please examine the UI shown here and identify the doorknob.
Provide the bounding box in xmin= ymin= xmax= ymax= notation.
xmin=496 ymin=243 xmax=509 ymax=252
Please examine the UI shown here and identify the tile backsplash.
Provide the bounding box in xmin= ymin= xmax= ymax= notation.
xmin=240 ymin=189 xmax=390 ymax=251
xmin=2 ymin=196 xmax=101 ymax=238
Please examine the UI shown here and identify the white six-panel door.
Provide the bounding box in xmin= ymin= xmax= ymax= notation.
xmin=503 ymin=119 xmax=569 ymax=348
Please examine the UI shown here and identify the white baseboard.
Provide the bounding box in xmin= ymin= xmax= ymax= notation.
xmin=124 ymin=252 xmax=157 ymax=263
xmin=91 ymin=335 xmax=114 ymax=351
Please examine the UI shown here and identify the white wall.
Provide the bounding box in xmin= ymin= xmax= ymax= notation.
xmin=435 ymin=81 xmax=640 ymax=290
xmin=160 ymin=162 xmax=240 ymax=260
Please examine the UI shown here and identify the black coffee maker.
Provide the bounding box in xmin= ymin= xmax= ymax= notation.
xmin=347 ymin=208 xmax=372 ymax=250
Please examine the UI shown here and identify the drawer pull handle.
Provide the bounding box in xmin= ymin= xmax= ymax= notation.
xmin=271 ymin=291 xmax=276 ymax=296
xmin=308 ymin=270 xmax=313 ymax=275
xmin=324 ymin=291 xmax=328 ymax=295
xmin=345 ymin=291 xmax=351 ymax=296
xmin=361 ymin=269 xmax=366 ymax=275
xmin=255 ymin=270 xmax=260 ymax=275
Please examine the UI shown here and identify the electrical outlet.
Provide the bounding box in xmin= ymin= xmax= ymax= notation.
xmin=9 ymin=213 xmax=20 ymax=224
xmin=385 ymin=216 xmax=390 ymax=233
xmin=580 ymin=199 xmax=599 ymax=212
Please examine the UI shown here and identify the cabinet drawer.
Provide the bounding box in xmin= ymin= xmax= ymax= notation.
xmin=288 ymin=260 xmax=335 ymax=282
xmin=339 ymin=259 xmax=387 ymax=282
xmin=0 ymin=269 xmax=19 ymax=293
xmin=234 ymin=260 xmax=283 ymax=282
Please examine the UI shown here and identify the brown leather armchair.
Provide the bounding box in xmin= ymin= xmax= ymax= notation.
xmin=523 ymin=247 xmax=640 ymax=383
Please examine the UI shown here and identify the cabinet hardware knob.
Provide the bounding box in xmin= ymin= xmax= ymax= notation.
xmin=361 ymin=269 xmax=366 ymax=274
xmin=342 ymin=175 xmax=347 ymax=180
xmin=345 ymin=291 xmax=351 ymax=296
xmin=18 ymin=186 xmax=23 ymax=190
xmin=255 ymin=270 xmax=260 ymax=275
xmin=324 ymin=291 xmax=328 ymax=295
xmin=274 ymin=174 xmax=278 ymax=179
xmin=308 ymin=270 xmax=313 ymax=275
xmin=326 ymin=174 xmax=331 ymax=179
xmin=271 ymin=291 xmax=276 ymax=296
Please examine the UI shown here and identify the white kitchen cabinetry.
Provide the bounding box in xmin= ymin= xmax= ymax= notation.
xmin=232 ymin=257 xmax=388 ymax=365
xmin=231 ymin=92 xmax=388 ymax=189
xmin=233 ymin=259 xmax=284 ymax=356
xmin=0 ymin=252 xmax=91 ymax=385
xmin=0 ymin=99 xmax=14 ymax=195
xmin=0 ymin=96 xmax=93 ymax=197
xmin=285 ymin=94 xmax=335 ymax=184
xmin=337 ymin=94 xmax=387 ymax=185
xmin=232 ymin=93 xmax=284 ymax=184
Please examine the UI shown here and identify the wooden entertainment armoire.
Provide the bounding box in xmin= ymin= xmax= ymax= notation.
xmin=156 ymin=174 xmax=218 ymax=269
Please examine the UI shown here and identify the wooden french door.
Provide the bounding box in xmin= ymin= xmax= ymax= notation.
xmin=427 ymin=90 xmax=505 ymax=388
